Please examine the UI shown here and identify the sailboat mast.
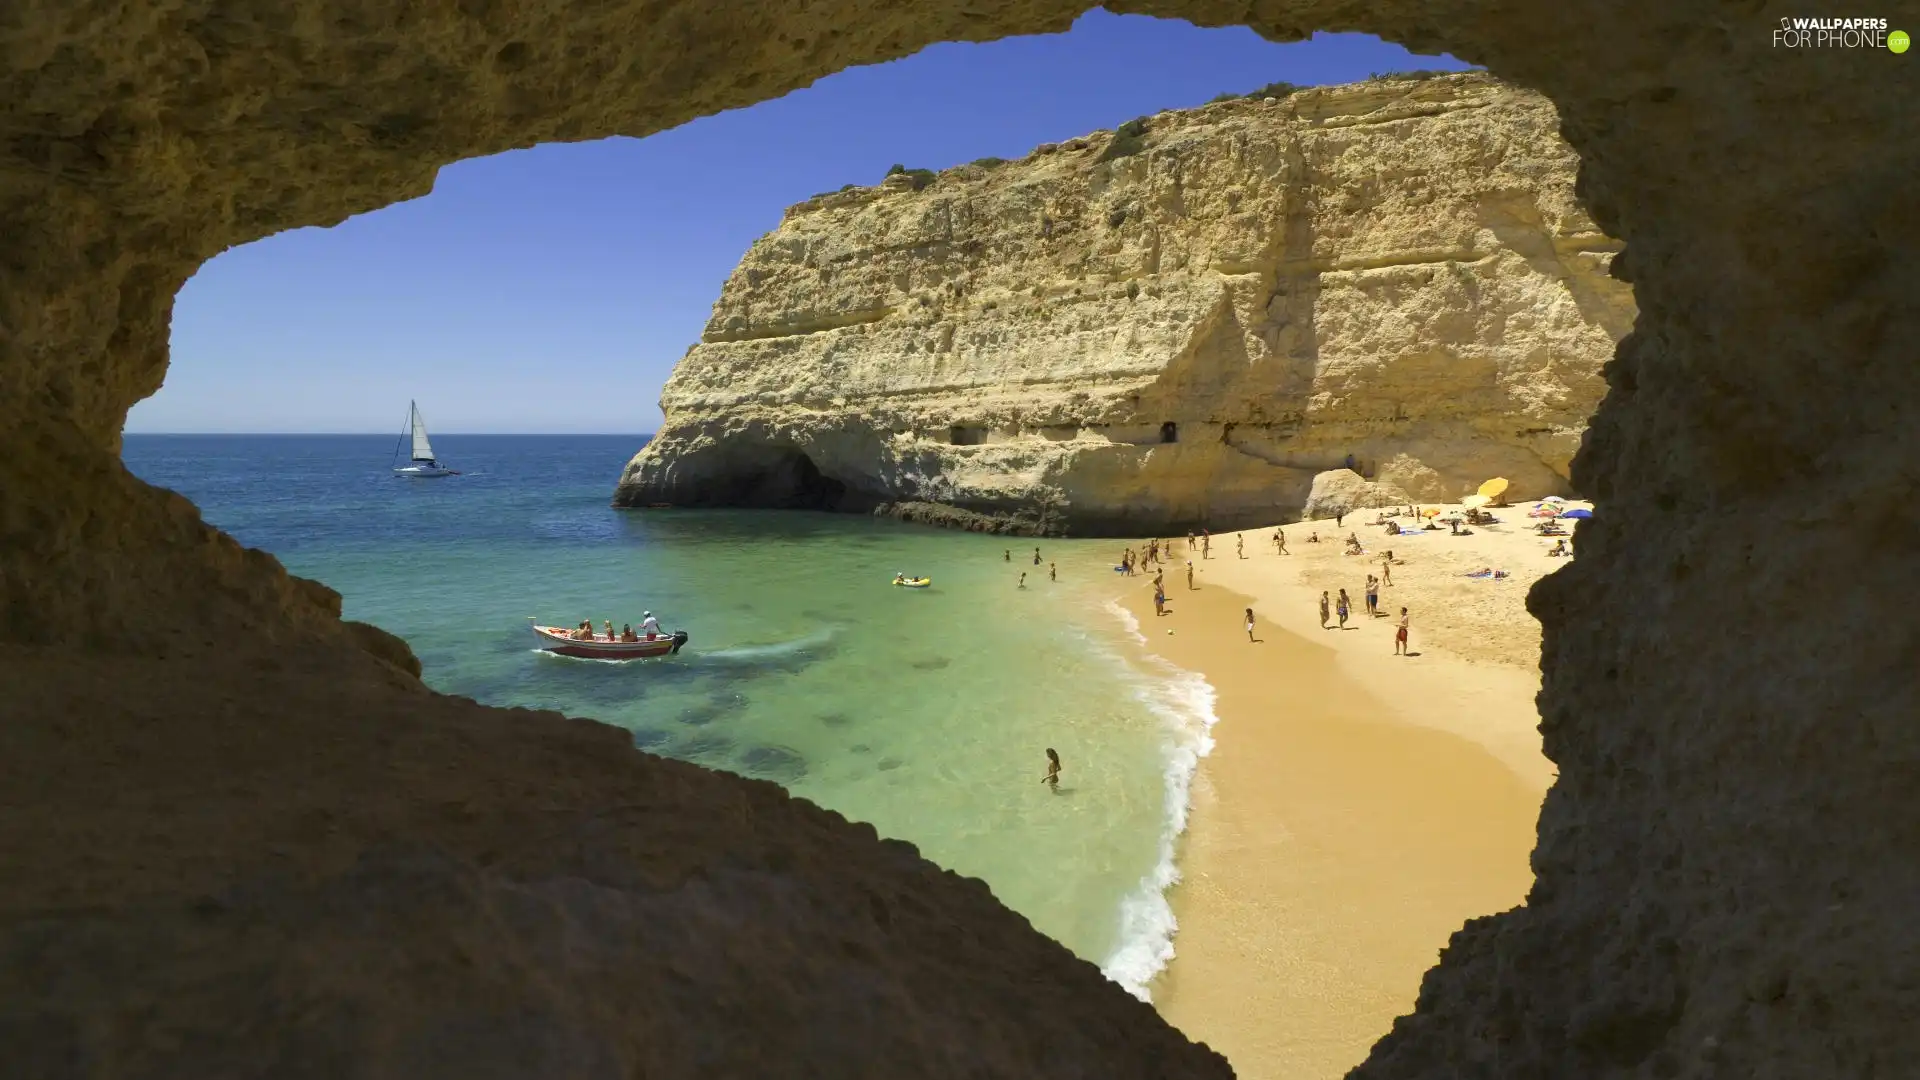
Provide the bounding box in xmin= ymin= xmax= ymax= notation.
xmin=391 ymin=401 xmax=415 ymax=466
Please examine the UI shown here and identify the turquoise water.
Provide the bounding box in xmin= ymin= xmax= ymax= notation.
xmin=122 ymin=434 xmax=1217 ymax=996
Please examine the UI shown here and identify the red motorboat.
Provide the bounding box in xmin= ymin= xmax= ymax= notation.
xmin=530 ymin=621 xmax=689 ymax=659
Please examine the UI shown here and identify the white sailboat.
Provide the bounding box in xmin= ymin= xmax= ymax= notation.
xmin=391 ymin=400 xmax=458 ymax=477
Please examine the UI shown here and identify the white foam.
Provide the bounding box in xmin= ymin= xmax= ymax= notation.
xmin=1102 ymin=598 xmax=1146 ymax=644
xmin=1098 ymin=651 xmax=1220 ymax=1002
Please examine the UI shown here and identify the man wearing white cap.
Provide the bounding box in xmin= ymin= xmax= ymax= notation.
xmin=640 ymin=611 xmax=662 ymax=640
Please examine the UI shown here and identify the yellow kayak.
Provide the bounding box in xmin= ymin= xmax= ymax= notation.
xmin=892 ymin=577 xmax=931 ymax=588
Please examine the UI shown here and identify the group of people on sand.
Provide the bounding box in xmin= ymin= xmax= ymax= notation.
xmin=1316 ymin=582 xmax=1411 ymax=653
xmin=567 ymin=612 xmax=663 ymax=642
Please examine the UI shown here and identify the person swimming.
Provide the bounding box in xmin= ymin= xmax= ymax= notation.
xmin=1041 ymin=748 xmax=1061 ymax=791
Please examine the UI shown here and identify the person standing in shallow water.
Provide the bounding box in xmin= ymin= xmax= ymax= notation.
xmin=1018 ymin=572 xmax=1027 ymax=589
xmin=1049 ymin=562 xmax=1057 ymax=583
xmin=1004 ymin=549 xmax=1011 ymax=562
xmin=1395 ymin=608 xmax=1411 ymax=655
xmin=1033 ymin=547 xmax=1042 ymax=565
xmin=1041 ymin=748 xmax=1062 ymax=791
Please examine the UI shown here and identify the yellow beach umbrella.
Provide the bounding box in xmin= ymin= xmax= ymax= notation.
xmin=1461 ymin=494 xmax=1491 ymax=509
xmin=1477 ymin=477 xmax=1510 ymax=500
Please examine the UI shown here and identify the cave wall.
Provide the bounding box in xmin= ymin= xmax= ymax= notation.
xmin=1 ymin=1 xmax=1914 ymax=1077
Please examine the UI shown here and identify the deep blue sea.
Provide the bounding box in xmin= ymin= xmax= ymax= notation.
xmin=122 ymin=433 xmax=1218 ymax=998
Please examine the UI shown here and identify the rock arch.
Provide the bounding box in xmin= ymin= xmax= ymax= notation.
xmin=1 ymin=3 xmax=1912 ymax=1078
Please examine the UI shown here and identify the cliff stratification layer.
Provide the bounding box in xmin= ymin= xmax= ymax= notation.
xmin=616 ymin=73 xmax=1633 ymax=534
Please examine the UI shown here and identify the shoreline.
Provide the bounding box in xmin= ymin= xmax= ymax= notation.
xmin=1111 ymin=506 xmax=1568 ymax=1078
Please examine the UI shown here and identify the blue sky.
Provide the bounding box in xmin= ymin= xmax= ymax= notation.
xmin=129 ymin=13 xmax=1470 ymax=435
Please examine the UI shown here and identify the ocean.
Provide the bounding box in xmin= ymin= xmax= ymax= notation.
xmin=121 ymin=434 xmax=1216 ymax=997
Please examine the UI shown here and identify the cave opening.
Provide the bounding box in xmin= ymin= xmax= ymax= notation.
xmin=1159 ymin=421 xmax=1178 ymax=444
xmin=7 ymin=3 xmax=1902 ymax=1079
xmin=711 ymin=445 xmax=850 ymax=510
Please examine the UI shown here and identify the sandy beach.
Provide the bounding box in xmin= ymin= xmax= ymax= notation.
xmin=1126 ymin=502 xmax=1579 ymax=1078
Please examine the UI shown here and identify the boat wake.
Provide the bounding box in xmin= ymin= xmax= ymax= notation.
xmin=698 ymin=626 xmax=842 ymax=667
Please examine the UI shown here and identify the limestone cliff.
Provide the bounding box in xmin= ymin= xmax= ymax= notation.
xmin=616 ymin=73 xmax=1633 ymax=535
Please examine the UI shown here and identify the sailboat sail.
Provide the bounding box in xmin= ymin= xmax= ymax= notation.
xmin=409 ymin=401 xmax=436 ymax=461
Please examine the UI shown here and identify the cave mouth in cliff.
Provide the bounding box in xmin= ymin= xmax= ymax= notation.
xmin=706 ymin=445 xmax=851 ymax=511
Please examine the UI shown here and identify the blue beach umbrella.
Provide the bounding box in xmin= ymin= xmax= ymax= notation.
xmin=1560 ymin=508 xmax=1594 ymax=520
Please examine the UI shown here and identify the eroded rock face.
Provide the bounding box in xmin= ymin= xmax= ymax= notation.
xmin=1 ymin=1 xmax=1914 ymax=1077
xmin=616 ymin=74 xmax=1631 ymax=535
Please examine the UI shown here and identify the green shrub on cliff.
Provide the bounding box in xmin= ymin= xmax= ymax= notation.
xmin=1240 ymin=80 xmax=1304 ymax=100
xmin=885 ymin=163 xmax=937 ymax=189
xmin=1098 ymin=116 xmax=1152 ymax=163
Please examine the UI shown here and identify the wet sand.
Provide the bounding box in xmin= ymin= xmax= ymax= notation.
xmin=1126 ymin=506 xmax=1571 ymax=1078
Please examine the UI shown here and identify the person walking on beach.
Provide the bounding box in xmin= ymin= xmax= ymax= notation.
xmin=1186 ymin=561 xmax=1195 ymax=590
xmin=1041 ymin=748 xmax=1062 ymax=791
xmin=1049 ymin=562 xmax=1057 ymax=583
xmin=1395 ymin=608 xmax=1411 ymax=655
xmin=1319 ymin=591 xmax=1331 ymax=629
xmin=1379 ymin=552 xmax=1393 ymax=586
xmin=1236 ymin=534 xmax=1245 ymax=559
xmin=1336 ymin=589 xmax=1351 ymax=629
xmin=1274 ymin=527 xmax=1288 ymax=555
xmin=1244 ymin=607 xmax=1257 ymax=642
xmin=1335 ymin=509 xmax=1345 ymax=528
xmin=1187 ymin=530 xmax=1197 ymax=550
xmin=1365 ymin=574 xmax=1379 ymax=617
xmin=1201 ymin=533 xmax=1211 ymax=560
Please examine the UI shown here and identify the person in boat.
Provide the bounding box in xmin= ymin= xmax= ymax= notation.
xmin=602 ymin=620 xmax=616 ymax=641
xmin=640 ymin=611 xmax=662 ymax=640
xmin=893 ymin=572 xmax=906 ymax=585
xmin=620 ymin=623 xmax=638 ymax=641
xmin=571 ymin=620 xmax=594 ymax=641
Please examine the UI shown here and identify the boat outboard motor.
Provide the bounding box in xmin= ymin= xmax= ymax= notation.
xmin=669 ymin=630 xmax=689 ymax=655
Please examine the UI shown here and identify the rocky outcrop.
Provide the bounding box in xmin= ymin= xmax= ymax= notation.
xmin=1302 ymin=469 xmax=1411 ymax=520
xmin=1 ymin=1 xmax=1914 ymax=1078
xmin=616 ymin=74 xmax=1633 ymax=535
